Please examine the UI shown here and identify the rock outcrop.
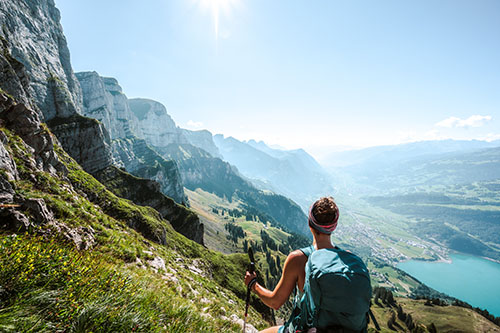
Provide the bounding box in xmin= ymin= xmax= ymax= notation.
xmin=0 ymin=128 xmax=18 ymax=182
xmin=128 ymin=98 xmax=221 ymax=158
xmin=96 ymin=166 xmax=203 ymax=245
xmin=0 ymin=93 xmax=67 ymax=176
xmin=76 ymin=72 xmax=186 ymax=203
xmin=0 ymin=0 xmax=113 ymax=175
xmin=48 ymin=115 xmax=113 ymax=175
xmin=180 ymin=129 xmax=221 ymax=158
xmin=0 ymin=0 xmax=81 ymax=119
xmin=112 ymin=137 xmax=186 ymax=204
xmin=0 ymin=91 xmax=96 ymax=249
xmin=128 ymin=98 xmax=188 ymax=147
xmin=76 ymin=71 xmax=143 ymax=140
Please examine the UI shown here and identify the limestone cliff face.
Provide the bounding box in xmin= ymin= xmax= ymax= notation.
xmin=76 ymin=72 xmax=143 ymax=140
xmin=129 ymin=98 xmax=221 ymax=157
xmin=180 ymin=129 xmax=221 ymax=158
xmin=112 ymin=137 xmax=186 ymax=204
xmin=0 ymin=0 xmax=81 ymax=119
xmin=48 ymin=115 xmax=113 ymax=175
xmin=128 ymin=98 xmax=187 ymax=148
xmin=0 ymin=0 xmax=113 ymax=175
xmin=76 ymin=72 xmax=186 ymax=203
xmin=0 ymin=0 xmax=202 ymax=245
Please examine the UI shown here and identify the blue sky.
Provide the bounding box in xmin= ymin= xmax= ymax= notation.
xmin=55 ymin=0 xmax=500 ymax=157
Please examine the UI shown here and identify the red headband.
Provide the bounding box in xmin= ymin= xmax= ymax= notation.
xmin=308 ymin=204 xmax=338 ymax=235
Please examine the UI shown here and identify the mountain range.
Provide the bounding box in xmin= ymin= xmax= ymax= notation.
xmin=214 ymin=135 xmax=334 ymax=210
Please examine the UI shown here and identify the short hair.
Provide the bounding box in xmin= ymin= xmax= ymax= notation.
xmin=312 ymin=197 xmax=339 ymax=225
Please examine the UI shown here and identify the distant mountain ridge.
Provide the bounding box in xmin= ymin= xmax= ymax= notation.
xmin=322 ymin=139 xmax=500 ymax=168
xmin=214 ymin=135 xmax=334 ymax=210
xmin=330 ymin=143 xmax=500 ymax=193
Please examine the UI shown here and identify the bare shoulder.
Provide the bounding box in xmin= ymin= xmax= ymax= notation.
xmin=286 ymin=250 xmax=308 ymax=265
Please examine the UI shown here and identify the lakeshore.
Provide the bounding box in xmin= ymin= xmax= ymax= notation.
xmin=397 ymin=253 xmax=500 ymax=317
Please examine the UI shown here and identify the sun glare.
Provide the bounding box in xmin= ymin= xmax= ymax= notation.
xmin=196 ymin=0 xmax=240 ymax=41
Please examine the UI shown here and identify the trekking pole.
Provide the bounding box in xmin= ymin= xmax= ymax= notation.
xmin=368 ymin=309 xmax=381 ymax=331
xmin=243 ymin=247 xmax=256 ymax=333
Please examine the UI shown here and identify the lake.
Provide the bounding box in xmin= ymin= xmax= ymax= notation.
xmin=397 ymin=253 xmax=500 ymax=317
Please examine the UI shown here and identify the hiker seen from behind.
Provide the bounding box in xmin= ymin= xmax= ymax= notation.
xmin=244 ymin=197 xmax=372 ymax=333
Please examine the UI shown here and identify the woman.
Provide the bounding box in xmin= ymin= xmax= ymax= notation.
xmin=244 ymin=197 xmax=342 ymax=333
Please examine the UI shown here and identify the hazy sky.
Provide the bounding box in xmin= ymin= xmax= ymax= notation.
xmin=55 ymin=0 xmax=500 ymax=156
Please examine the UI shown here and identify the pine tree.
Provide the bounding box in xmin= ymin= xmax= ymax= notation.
xmin=387 ymin=311 xmax=396 ymax=330
xmin=386 ymin=289 xmax=395 ymax=305
xmin=405 ymin=313 xmax=414 ymax=330
xmin=397 ymin=304 xmax=406 ymax=321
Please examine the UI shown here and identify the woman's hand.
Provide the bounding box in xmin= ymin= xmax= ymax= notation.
xmin=245 ymin=271 xmax=257 ymax=289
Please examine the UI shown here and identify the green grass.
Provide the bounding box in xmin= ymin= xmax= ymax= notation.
xmin=0 ymin=127 xmax=270 ymax=331
xmin=0 ymin=87 xmax=14 ymax=100
xmin=367 ymin=297 xmax=500 ymax=332
xmin=396 ymin=298 xmax=500 ymax=333
xmin=0 ymin=234 xmax=243 ymax=332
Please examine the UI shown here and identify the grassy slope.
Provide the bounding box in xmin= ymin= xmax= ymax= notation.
xmin=0 ymin=126 xmax=269 ymax=332
xmin=187 ymin=188 xmax=291 ymax=255
xmin=186 ymin=188 xmax=301 ymax=319
xmin=368 ymin=298 xmax=500 ymax=332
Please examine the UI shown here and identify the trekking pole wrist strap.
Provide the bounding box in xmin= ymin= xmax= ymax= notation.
xmin=248 ymin=278 xmax=257 ymax=291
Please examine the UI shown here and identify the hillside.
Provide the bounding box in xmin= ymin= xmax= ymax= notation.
xmin=0 ymin=92 xmax=274 ymax=331
xmin=160 ymin=143 xmax=310 ymax=236
xmin=367 ymin=293 xmax=500 ymax=332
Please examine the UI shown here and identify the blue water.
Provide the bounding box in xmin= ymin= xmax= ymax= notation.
xmin=397 ymin=253 xmax=500 ymax=317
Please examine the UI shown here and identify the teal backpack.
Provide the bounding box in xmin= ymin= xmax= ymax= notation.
xmin=283 ymin=246 xmax=372 ymax=333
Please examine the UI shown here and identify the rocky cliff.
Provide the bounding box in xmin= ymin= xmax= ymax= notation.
xmin=0 ymin=0 xmax=203 ymax=244
xmin=112 ymin=137 xmax=186 ymax=204
xmin=0 ymin=0 xmax=113 ymax=174
xmin=129 ymin=98 xmax=221 ymax=157
xmin=0 ymin=0 xmax=80 ymax=118
xmin=128 ymin=98 xmax=188 ymax=147
xmin=76 ymin=72 xmax=186 ymax=204
xmin=76 ymin=71 xmax=143 ymax=140
xmin=181 ymin=128 xmax=221 ymax=158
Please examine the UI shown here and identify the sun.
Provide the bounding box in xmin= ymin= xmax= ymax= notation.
xmin=196 ymin=0 xmax=240 ymax=41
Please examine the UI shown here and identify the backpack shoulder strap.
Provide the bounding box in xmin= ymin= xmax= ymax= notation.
xmin=299 ymin=245 xmax=315 ymax=258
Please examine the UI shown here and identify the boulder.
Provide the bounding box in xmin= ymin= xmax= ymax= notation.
xmin=21 ymin=197 xmax=54 ymax=224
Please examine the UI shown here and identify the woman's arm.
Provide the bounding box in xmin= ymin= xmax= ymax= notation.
xmin=244 ymin=250 xmax=306 ymax=310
